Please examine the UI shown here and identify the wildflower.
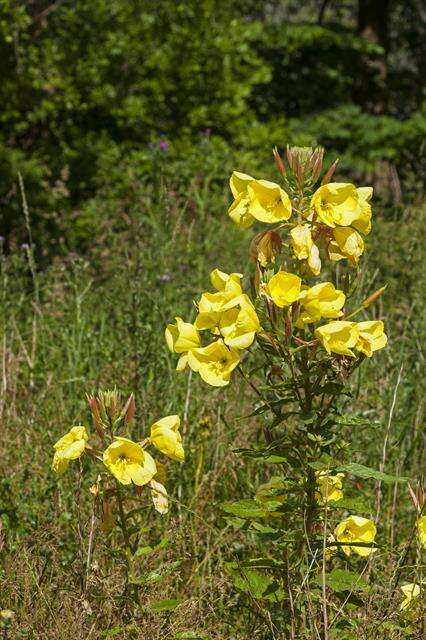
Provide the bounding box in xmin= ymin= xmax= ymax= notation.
xmin=195 ymin=270 xmax=243 ymax=331
xmin=297 ymin=282 xmax=345 ymax=326
xmin=52 ymin=426 xmax=88 ymax=474
xmin=210 ymin=268 xmax=243 ymax=294
xmin=315 ymin=471 xmax=345 ymax=503
xmin=187 ymin=339 xmax=240 ymax=386
xmin=417 ymin=515 xmax=426 ymax=548
xmin=353 ymin=187 xmax=373 ymax=235
xmin=315 ymin=321 xmax=359 ymax=357
xmin=247 ymin=180 xmax=292 ymax=223
xmin=355 ymin=320 xmax=387 ymax=357
xmin=290 ymin=224 xmax=321 ymax=275
xmin=328 ymin=227 xmax=365 ymax=265
xmin=219 ymin=295 xmax=261 ymax=349
xmin=150 ymin=414 xmax=184 ymax=462
xmin=103 ymin=437 xmax=157 ymax=486
xmin=400 ymin=583 xmax=421 ymax=611
xmin=264 ymin=271 xmax=301 ymax=308
xmin=228 ymin=171 xmax=256 ymax=229
xmin=311 ymin=183 xmax=361 ymax=227
xmin=165 ymin=317 xmax=201 ymax=354
xmin=334 ymin=515 xmax=377 ymax=556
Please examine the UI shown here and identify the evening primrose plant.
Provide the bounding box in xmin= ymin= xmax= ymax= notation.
xmin=52 ymin=388 xmax=184 ymax=594
xmin=165 ymin=147 xmax=408 ymax=632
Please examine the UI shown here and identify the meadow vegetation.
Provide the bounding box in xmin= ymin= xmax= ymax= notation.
xmin=0 ymin=2 xmax=425 ymax=639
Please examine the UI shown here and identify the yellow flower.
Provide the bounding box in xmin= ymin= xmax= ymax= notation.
xmin=264 ymin=271 xmax=301 ymax=308
xmin=103 ymin=437 xmax=157 ymax=486
xmin=417 ymin=515 xmax=426 ymax=548
xmin=315 ymin=321 xmax=359 ymax=357
xmin=187 ymin=338 xmax=240 ymax=386
xmin=328 ymin=227 xmax=365 ymax=265
xmin=228 ymin=171 xmax=256 ymax=229
xmin=247 ymin=180 xmax=292 ymax=223
xmin=165 ymin=317 xmax=201 ymax=354
xmin=315 ymin=471 xmax=345 ymax=503
xmin=334 ymin=515 xmax=377 ymax=556
xmin=400 ymin=583 xmax=421 ymax=611
xmin=219 ymin=295 xmax=261 ymax=349
xmin=195 ymin=270 xmax=243 ymax=331
xmin=210 ymin=268 xmax=242 ymax=293
xmin=355 ymin=320 xmax=387 ymax=357
xmin=52 ymin=426 xmax=88 ymax=474
xmin=353 ymin=187 xmax=373 ymax=235
xmin=297 ymin=282 xmax=346 ymax=326
xmin=150 ymin=415 xmax=184 ymax=462
xmin=311 ymin=183 xmax=361 ymax=228
xmin=290 ymin=224 xmax=321 ymax=275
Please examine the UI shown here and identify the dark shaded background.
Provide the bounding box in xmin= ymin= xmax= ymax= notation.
xmin=0 ymin=0 xmax=424 ymax=254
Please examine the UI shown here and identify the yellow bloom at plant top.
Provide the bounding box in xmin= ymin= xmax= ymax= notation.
xmin=247 ymin=179 xmax=292 ymax=224
xmin=52 ymin=426 xmax=88 ymax=474
xmin=150 ymin=415 xmax=184 ymax=462
xmin=103 ymin=437 xmax=157 ymax=486
xmin=219 ymin=295 xmax=261 ymax=349
xmin=228 ymin=171 xmax=256 ymax=229
xmin=315 ymin=471 xmax=344 ymax=503
xmin=417 ymin=515 xmax=426 ymax=548
xmin=356 ymin=320 xmax=387 ymax=357
xmin=400 ymin=583 xmax=421 ymax=611
xmin=187 ymin=338 xmax=240 ymax=386
xmin=312 ymin=182 xmax=372 ymax=231
xmin=265 ymin=271 xmax=301 ymax=308
xmin=315 ymin=321 xmax=359 ymax=357
xmin=297 ymin=282 xmax=345 ymax=326
xmin=334 ymin=515 xmax=377 ymax=556
xmin=311 ymin=183 xmax=360 ymax=227
xmin=290 ymin=224 xmax=321 ymax=275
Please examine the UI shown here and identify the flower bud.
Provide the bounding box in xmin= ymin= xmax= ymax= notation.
xmin=123 ymin=393 xmax=136 ymax=424
xmin=273 ymin=147 xmax=286 ymax=176
xmin=87 ymin=394 xmax=105 ymax=439
xmin=362 ymin=285 xmax=387 ymax=308
xmin=321 ymin=158 xmax=339 ymax=185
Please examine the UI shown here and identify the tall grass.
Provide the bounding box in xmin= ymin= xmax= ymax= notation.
xmin=0 ymin=170 xmax=424 ymax=639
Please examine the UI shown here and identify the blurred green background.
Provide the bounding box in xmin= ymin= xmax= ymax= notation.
xmin=1 ymin=0 xmax=424 ymax=254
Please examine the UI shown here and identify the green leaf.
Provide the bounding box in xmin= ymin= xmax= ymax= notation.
xmin=336 ymin=462 xmax=410 ymax=484
xmin=100 ymin=628 xmax=128 ymax=638
xmin=315 ymin=569 xmax=369 ymax=593
xmin=225 ymin=562 xmax=285 ymax=601
xmin=238 ymin=557 xmax=285 ymax=570
xmin=149 ymin=598 xmax=184 ymax=612
xmin=221 ymin=499 xmax=267 ymax=519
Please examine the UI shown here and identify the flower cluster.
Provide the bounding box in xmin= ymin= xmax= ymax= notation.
xmin=52 ymin=390 xmax=184 ymax=516
xmin=228 ymin=172 xmax=372 ymax=271
xmin=166 ymin=268 xmax=261 ymax=386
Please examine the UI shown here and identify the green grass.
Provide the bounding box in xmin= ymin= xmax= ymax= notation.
xmin=0 ymin=171 xmax=424 ymax=639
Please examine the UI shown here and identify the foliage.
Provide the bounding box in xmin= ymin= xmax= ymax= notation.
xmin=1 ymin=1 xmax=425 ymax=249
